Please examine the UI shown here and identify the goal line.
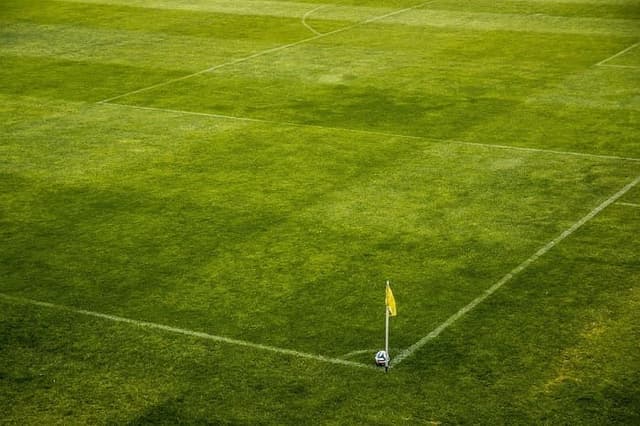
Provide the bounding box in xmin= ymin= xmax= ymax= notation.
xmin=0 ymin=292 xmax=373 ymax=370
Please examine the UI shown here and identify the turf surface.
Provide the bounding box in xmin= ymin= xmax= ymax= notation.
xmin=1 ymin=0 xmax=639 ymax=423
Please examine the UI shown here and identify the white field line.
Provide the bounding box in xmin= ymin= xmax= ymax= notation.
xmin=617 ymin=202 xmax=640 ymax=208
xmin=98 ymin=0 xmax=436 ymax=104
xmin=597 ymin=64 xmax=640 ymax=70
xmin=302 ymin=5 xmax=326 ymax=36
xmin=102 ymin=102 xmax=640 ymax=163
xmin=0 ymin=292 xmax=374 ymax=370
xmin=596 ymin=41 xmax=640 ymax=66
xmin=392 ymin=175 xmax=640 ymax=366
xmin=97 ymin=35 xmax=330 ymax=103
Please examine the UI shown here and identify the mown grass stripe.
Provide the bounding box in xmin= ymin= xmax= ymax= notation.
xmin=59 ymin=0 xmax=640 ymax=36
xmin=379 ymin=9 xmax=639 ymax=36
xmin=393 ymin=175 xmax=640 ymax=366
xmin=61 ymin=0 xmax=333 ymax=18
xmin=102 ymin=102 xmax=640 ymax=163
xmin=0 ymin=292 xmax=374 ymax=370
xmin=0 ymin=22 xmax=268 ymax=72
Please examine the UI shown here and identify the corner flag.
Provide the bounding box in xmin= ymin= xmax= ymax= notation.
xmin=381 ymin=280 xmax=397 ymax=372
xmin=386 ymin=282 xmax=397 ymax=317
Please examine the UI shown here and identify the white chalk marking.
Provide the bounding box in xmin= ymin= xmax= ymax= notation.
xmin=393 ymin=175 xmax=640 ymax=366
xmin=102 ymin=102 xmax=640 ymax=163
xmin=98 ymin=0 xmax=436 ymax=104
xmin=444 ymin=141 xmax=639 ymax=163
xmin=302 ymin=5 xmax=326 ymax=36
xmin=597 ymin=64 xmax=640 ymax=69
xmin=97 ymin=34 xmax=329 ymax=103
xmin=0 ymin=292 xmax=373 ymax=370
xmin=596 ymin=41 xmax=640 ymax=66
xmin=617 ymin=202 xmax=640 ymax=208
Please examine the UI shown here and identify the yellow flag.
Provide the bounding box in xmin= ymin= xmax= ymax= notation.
xmin=386 ymin=283 xmax=397 ymax=317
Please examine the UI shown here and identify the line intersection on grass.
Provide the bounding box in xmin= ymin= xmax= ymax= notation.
xmin=97 ymin=0 xmax=436 ymax=103
xmin=393 ymin=175 xmax=640 ymax=366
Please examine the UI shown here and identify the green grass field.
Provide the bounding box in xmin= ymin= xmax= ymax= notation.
xmin=1 ymin=0 xmax=639 ymax=423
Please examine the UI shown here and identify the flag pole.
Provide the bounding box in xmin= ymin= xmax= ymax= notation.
xmin=385 ymin=280 xmax=390 ymax=372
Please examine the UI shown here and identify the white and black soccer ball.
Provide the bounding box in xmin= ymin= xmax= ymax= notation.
xmin=375 ymin=350 xmax=389 ymax=367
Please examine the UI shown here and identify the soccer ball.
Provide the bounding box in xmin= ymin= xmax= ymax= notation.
xmin=375 ymin=350 xmax=389 ymax=367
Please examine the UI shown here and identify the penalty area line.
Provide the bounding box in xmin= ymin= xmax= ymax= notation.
xmin=393 ymin=175 xmax=640 ymax=366
xmin=102 ymin=102 xmax=640 ymax=163
xmin=0 ymin=292 xmax=373 ymax=370
xmin=597 ymin=64 xmax=640 ymax=70
xmin=97 ymin=0 xmax=436 ymax=104
xmin=596 ymin=41 xmax=640 ymax=66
